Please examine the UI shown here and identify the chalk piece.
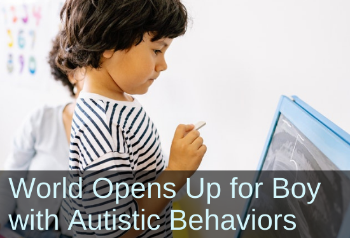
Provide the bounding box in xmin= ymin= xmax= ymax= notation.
xmin=194 ymin=121 xmax=206 ymax=131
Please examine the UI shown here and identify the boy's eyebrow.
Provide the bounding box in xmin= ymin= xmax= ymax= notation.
xmin=154 ymin=40 xmax=168 ymax=47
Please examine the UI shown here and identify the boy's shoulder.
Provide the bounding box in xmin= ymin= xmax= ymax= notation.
xmin=75 ymin=92 xmax=143 ymax=129
xmin=70 ymin=93 xmax=165 ymax=172
xmin=71 ymin=92 xmax=147 ymax=154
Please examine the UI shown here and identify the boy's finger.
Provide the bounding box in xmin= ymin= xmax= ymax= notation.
xmin=185 ymin=124 xmax=195 ymax=132
xmin=174 ymin=124 xmax=194 ymax=139
xmin=198 ymin=144 xmax=207 ymax=155
xmin=183 ymin=130 xmax=200 ymax=144
xmin=191 ymin=136 xmax=204 ymax=149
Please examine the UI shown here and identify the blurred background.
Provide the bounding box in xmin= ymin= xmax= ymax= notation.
xmin=0 ymin=0 xmax=349 ymax=170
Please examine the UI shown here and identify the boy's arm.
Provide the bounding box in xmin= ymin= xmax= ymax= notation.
xmin=121 ymin=169 xmax=187 ymax=237
xmin=78 ymin=124 xmax=205 ymax=238
xmin=120 ymin=124 xmax=206 ymax=238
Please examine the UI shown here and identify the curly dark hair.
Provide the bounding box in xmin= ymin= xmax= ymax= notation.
xmin=48 ymin=34 xmax=75 ymax=97
xmin=56 ymin=0 xmax=188 ymax=74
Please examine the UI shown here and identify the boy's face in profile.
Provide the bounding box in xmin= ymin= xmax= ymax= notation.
xmin=102 ymin=33 xmax=173 ymax=95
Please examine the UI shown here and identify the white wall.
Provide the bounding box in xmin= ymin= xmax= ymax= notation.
xmin=0 ymin=0 xmax=350 ymax=170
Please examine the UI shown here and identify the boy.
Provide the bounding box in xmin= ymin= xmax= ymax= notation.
xmin=57 ymin=0 xmax=206 ymax=237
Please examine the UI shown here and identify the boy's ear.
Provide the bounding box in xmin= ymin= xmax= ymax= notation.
xmin=102 ymin=49 xmax=114 ymax=59
xmin=68 ymin=73 xmax=76 ymax=84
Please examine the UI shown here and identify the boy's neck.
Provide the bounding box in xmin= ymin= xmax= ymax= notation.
xmin=82 ymin=67 xmax=133 ymax=102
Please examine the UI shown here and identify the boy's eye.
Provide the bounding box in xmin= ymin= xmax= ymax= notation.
xmin=153 ymin=49 xmax=162 ymax=55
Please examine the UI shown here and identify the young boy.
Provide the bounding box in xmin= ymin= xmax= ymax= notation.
xmin=57 ymin=0 xmax=206 ymax=237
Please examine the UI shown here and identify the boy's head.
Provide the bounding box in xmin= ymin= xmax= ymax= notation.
xmin=56 ymin=0 xmax=188 ymax=77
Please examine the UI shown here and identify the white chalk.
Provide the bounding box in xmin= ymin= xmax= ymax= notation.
xmin=194 ymin=121 xmax=206 ymax=131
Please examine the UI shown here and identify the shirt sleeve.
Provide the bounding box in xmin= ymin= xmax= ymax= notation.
xmin=0 ymin=108 xmax=40 ymax=226
xmin=80 ymin=151 xmax=138 ymax=238
xmin=66 ymin=152 xmax=138 ymax=238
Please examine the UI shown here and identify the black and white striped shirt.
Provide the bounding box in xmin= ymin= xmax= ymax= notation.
xmin=61 ymin=92 xmax=172 ymax=238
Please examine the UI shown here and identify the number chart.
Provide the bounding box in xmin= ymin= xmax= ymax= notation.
xmin=0 ymin=0 xmax=60 ymax=85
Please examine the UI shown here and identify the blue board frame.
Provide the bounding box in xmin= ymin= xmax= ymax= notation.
xmin=235 ymin=95 xmax=350 ymax=238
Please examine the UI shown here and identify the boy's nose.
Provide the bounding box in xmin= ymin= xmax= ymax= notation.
xmin=156 ymin=58 xmax=168 ymax=72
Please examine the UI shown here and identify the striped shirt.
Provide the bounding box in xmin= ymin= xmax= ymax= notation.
xmin=61 ymin=92 xmax=172 ymax=238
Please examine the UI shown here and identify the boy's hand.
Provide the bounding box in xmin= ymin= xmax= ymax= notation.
xmin=168 ymin=124 xmax=207 ymax=175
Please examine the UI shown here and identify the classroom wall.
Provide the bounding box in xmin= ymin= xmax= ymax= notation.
xmin=0 ymin=0 xmax=349 ymax=171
